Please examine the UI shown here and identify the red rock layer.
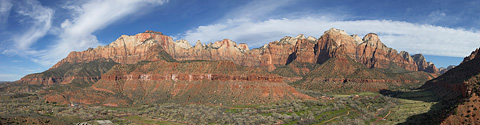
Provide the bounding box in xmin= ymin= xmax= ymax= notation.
xmin=100 ymin=60 xmax=283 ymax=83
xmin=45 ymin=60 xmax=313 ymax=106
xmin=18 ymin=76 xmax=100 ymax=86
xmin=101 ymin=73 xmax=282 ymax=83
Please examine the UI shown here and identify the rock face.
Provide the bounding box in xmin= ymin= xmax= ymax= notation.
xmin=421 ymin=47 xmax=480 ymax=124
xmin=47 ymin=29 xmax=437 ymax=75
xmin=412 ymin=54 xmax=439 ymax=73
xmin=313 ymin=29 xmax=423 ymax=72
xmin=51 ymin=30 xmax=176 ymax=69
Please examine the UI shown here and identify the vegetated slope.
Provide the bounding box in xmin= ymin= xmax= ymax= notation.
xmin=420 ymin=47 xmax=480 ymax=124
xmin=1 ymin=58 xmax=118 ymax=93
xmin=291 ymin=55 xmax=434 ymax=93
xmin=45 ymin=60 xmax=313 ymax=106
xmin=18 ymin=58 xmax=118 ymax=86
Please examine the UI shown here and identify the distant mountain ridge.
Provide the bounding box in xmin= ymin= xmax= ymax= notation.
xmin=438 ymin=65 xmax=456 ymax=74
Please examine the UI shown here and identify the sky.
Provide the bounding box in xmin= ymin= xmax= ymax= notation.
xmin=0 ymin=0 xmax=479 ymax=81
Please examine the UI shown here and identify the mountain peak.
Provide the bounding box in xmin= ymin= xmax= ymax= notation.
xmin=462 ymin=47 xmax=480 ymax=64
xmin=325 ymin=28 xmax=349 ymax=36
xmin=174 ymin=39 xmax=192 ymax=49
xmin=210 ymin=39 xmax=237 ymax=48
xmin=144 ymin=30 xmax=163 ymax=35
xmin=362 ymin=33 xmax=380 ymax=44
xmin=295 ymin=34 xmax=306 ymax=39
xmin=278 ymin=36 xmax=299 ymax=45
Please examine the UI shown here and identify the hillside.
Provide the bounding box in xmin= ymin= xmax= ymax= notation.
xmin=420 ymin=47 xmax=480 ymax=124
xmin=291 ymin=56 xmax=434 ymax=93
xmin=43 ymin=60 xmax=312 ymax=106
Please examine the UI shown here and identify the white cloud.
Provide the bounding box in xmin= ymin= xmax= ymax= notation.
xmin=8 ymin=0 xmax=53 ymax=53
xmin=223 ymin=0 xmax=290 ymax=20
xmin=0 ymin=0 xmax=12 ymax=26
xmin=180 ymin=2 xmax=480 ymax=58
xmin=31 ymin=0 xmax=168 ymax=66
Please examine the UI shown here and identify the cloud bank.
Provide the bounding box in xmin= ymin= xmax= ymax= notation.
xmin=13 ymin=0 xmax=54 ymax=53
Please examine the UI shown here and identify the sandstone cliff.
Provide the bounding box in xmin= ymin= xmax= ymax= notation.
xmin=50 ymin=30 xmax=176 ymax=69
xmin=47 ymin=29 xmax=437 ymax=75
xmin=170 ymin=28 xmax=435 ymax=73
xmin=412 ymin=54 xmax=439 ymax=73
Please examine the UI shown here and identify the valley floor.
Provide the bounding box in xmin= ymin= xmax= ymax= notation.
xmin=0 ymin=88 xmax=443 ymax=124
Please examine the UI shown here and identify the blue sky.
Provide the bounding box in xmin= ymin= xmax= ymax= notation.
xmin=0 ymin=0 xmax=479 ymax=81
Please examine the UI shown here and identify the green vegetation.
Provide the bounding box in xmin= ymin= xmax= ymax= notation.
xmin=1 ymin=90 xmax=422 ymax=124
xmin=286 ymin=56 xmax=433 ymax=94
xmin=36 ymin=58 xmax=118 ymax=78
xmin=272 ymin=61 xmax=318 ymax=77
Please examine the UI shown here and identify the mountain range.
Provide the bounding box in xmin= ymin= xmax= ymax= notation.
xmin=7 ymin=28 xmax=438 ymax=105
